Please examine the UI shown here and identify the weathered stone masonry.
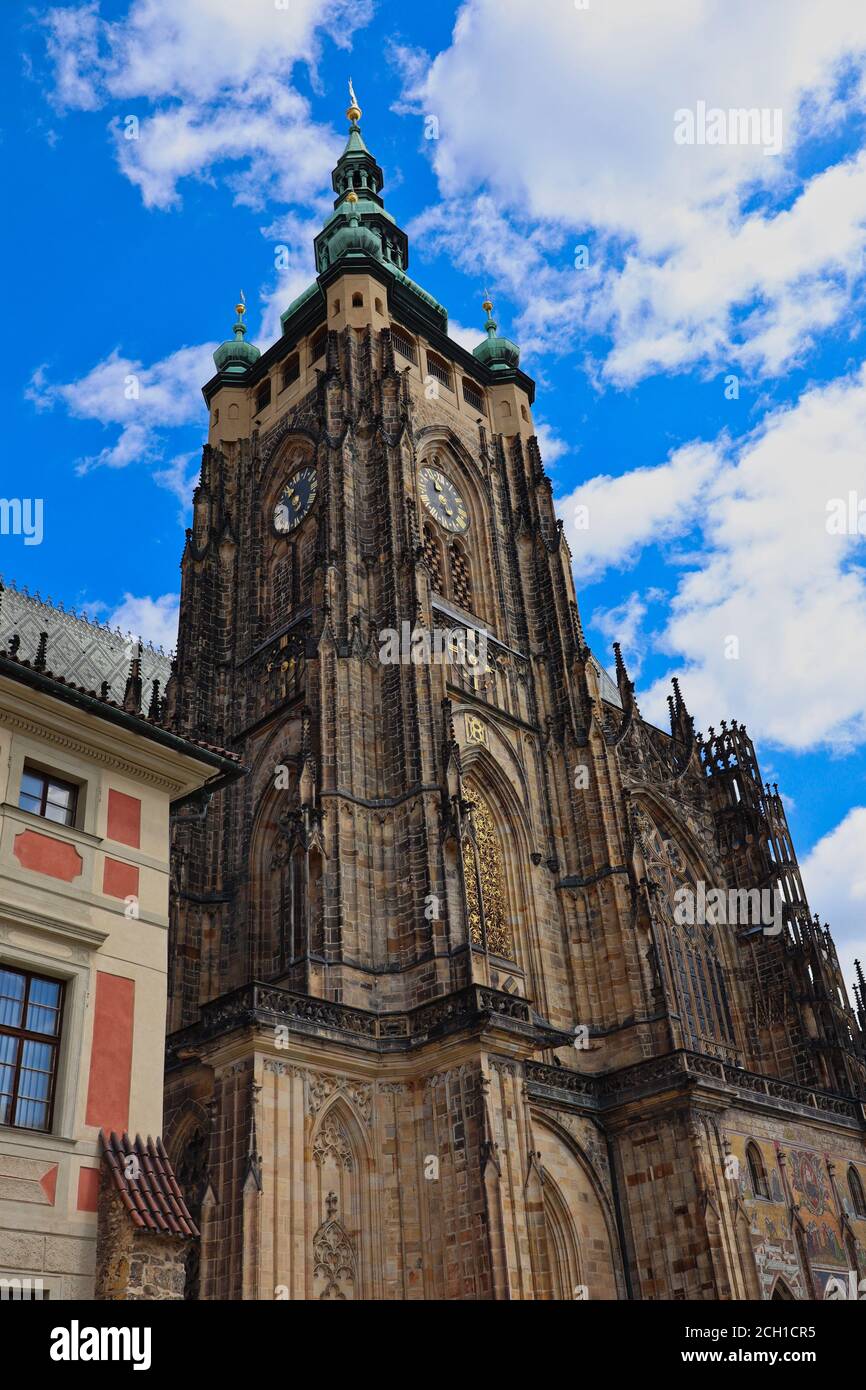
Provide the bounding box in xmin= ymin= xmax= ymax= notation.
xmin=161 ymin=95 xmax=866 ymax=1300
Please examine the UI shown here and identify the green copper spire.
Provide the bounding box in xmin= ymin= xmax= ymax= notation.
xmin=473 ymin=296 xmax=520 ymax=372
xmin=314 ymin=81 xmax=409 ymax=275
xmin=213 ymin=292 xmax=261 ymax=374
xmin=282 ymin=85 xmax=448 ymax=338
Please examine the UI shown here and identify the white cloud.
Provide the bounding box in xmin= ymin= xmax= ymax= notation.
xmin=259 ymin=210 xmax=323 ymax=342
xmin=561 ymin=441 xmax=718 ymax=582
xmin=446 ymin=318 xmax=484 ymax=354
xmin=154 ymin=451 xmax=200 ymax=521
xmin=590 ymin=591 xmax=648 ymax=675
xmin=398 ymin=0 xmax=866 ymax=383
xmin=564 ymin=364 xmax=866 ymax=752
xmin=800 ymin=807 xmax=866 ymax=998
xmin=28 ymin=342 xmax=215 ymax=474
xmin=104 ymin=591 xmax=180 ymax=652
xmin=534 ymin=420 xmax=570 ymax=467
xmin=40 ymin=0 xmax=373 ymax=208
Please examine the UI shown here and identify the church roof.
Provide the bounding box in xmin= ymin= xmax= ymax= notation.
xmin=101 ymin=1130 xmax=199 ymax=1238
xmin=0 ymin=576 xmax=172 ymax=709
xmin=0 ymin=575 xmax=242 ymax=770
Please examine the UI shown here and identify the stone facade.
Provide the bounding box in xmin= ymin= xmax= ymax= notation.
xmin=162 ymin=103 xmax=866 ymax=1300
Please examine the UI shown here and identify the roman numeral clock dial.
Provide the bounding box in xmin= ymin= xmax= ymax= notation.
xmin=419 ymin=466 xmax=469 ymax=534
xmin=273 ymin=466 xmax=317 ymax=534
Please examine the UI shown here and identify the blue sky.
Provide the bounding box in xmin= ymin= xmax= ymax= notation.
xmin=2 ymin=0 xmax=865 ymax=985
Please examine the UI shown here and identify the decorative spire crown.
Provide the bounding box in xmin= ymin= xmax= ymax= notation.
xmin=232 ymin=291 xmax=248 ymax=340
xmin=213 ymin=289 xmax=261 ymax=375
xmin=283 ymin=87 xmax=449 ymax=337
xmin=473 ymin=293 xmax=520 ymax=372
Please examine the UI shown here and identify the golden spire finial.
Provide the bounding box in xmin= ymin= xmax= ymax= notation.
xmin=347 ymin=77 xmax=361 ymax=123
xmin=236 ymin=289 xmax=246 ymax=318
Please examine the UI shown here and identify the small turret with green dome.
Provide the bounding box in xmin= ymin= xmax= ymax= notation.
xmin=213 ymin=293 xmax=261 ymax=375
xmin=203 ymin=88 xmax=536 ymax=414
xmin=473 ymin=297 xmax=520 ymax=373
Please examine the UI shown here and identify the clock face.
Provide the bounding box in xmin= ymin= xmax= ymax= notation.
xmin=274 ymin=466 xmax=317 ymax=534
xmin=419 ymin=465 xmax=469 ymax=534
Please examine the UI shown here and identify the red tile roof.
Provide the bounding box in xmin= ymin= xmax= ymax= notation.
xmin=101 ymin=1130 xmax=199 ymax=1239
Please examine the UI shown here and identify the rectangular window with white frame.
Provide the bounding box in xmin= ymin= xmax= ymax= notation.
xmin=18 ymin=767 xmax=79 ymax=828
xmin=0 ymin=966 xmax=65 ymax=1132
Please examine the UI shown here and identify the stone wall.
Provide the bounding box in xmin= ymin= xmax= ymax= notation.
xmin=94 ymin=1176 xmax=188 ymax=1301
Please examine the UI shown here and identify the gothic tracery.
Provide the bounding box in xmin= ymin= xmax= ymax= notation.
xmin=464 ymin=795 xmax=513 ymax=959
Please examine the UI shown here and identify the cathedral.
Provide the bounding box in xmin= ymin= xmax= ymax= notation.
xmin=129 ymin=91 xmax=866 ymax=1299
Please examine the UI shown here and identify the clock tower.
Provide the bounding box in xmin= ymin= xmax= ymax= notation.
xmin=162 ymin=89 xmax=866 ymax=1302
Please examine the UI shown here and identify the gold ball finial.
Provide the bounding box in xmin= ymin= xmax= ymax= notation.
xmin=482 ymin=299 xmax=494 ymax=314
xmin=347 ymin=77 xmax=362 ymax=123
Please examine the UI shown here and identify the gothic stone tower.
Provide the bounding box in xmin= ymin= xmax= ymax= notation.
xmin=162 ymin=92 xmax=866 ymax=1301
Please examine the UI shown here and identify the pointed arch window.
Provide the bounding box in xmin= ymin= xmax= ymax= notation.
xmin=449 ymin=540 xmax=472 ymax=611
xmin=848 ymin=1165 xmax=866 ymax=1218
xmin=641 ymin=818 xmax=736 ymax=1054
xmin=251 ymin=794 xmax=309 ymax=981
xmin=422 ymin=523 xmax=443 ymax=592
xmin=463 ymin=796 xmax=513 ymax=960
xmin=747 ymin=1143 xmax=770 ymax=1200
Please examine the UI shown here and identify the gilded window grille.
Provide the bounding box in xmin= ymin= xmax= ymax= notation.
xmin=463 ymin=797 xmax=513 ymax=959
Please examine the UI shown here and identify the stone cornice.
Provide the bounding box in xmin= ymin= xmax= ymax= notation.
xmin=0 ymin=670 xmax=241 ymax=800
xmin=0 ymin=901 xmax=109 ymax=951
xmin=0 ymin=704 xmax=184 ymax=793
xmin=166 ymin=981 xmax=573 ymax=1067
xmin=525 ymin=1051 xmax=865 ymax=1130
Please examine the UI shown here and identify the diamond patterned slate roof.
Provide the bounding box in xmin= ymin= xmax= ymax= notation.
xmin=101 ymin=1130 xmax=199 ymax=1238
xmin=0 ymin=576 xmax=172 ymax=713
